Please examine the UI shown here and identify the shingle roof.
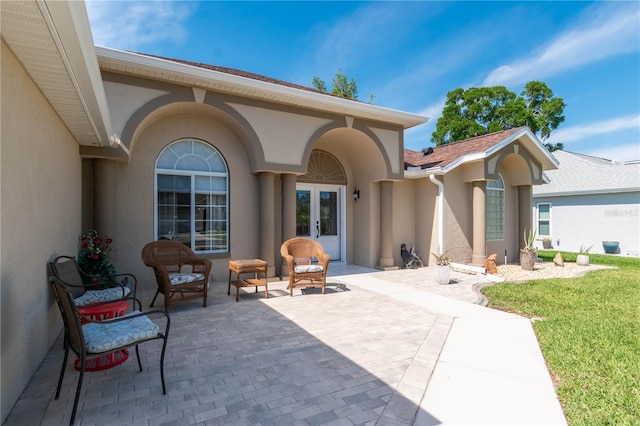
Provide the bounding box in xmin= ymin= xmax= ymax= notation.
xmin=533 ymin=150 xmax=640 ymax=196
xmin=139 ymin=53 xmax=350 ymax=100
xmin=404 ymin=127 xmax=526 ymax=169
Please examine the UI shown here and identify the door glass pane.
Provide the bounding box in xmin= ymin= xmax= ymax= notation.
xmin=296 ymin=190 xmax=311 ymax=236
xmin=319 ymin=191 xmax=338 ymax=236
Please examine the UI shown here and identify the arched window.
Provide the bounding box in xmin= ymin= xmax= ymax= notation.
xmin=155 ymin=139 xmax=228 ymax=252
xmin=486 ymin=175 xmax=504 ymax=240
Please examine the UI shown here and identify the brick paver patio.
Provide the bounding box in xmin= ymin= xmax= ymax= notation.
xmin=4 ymin=267 xmax=479 ymax=425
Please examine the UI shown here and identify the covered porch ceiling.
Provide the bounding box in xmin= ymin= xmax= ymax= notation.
xmin=1 ymin=0 xmax=127 ymax=157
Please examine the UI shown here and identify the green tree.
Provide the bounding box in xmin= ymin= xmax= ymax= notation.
xmin=431 ymin=81 xmax=565 ymax=150
xmin=313 ymin=68 xmax=368 ymax=101
xmin=312 ymin=76 xmax=327 ymax=93
xmin=330 ymin=69 xmax=358 ymax=100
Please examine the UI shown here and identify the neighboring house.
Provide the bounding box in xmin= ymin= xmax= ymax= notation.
xmin=0 ymin=0 xmax=558 ymax=419
xmin=533 ymin=150 xmax=640 ymax=256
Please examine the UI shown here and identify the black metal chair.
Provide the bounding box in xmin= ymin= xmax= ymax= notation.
xmin=48 ymin=255 xmax=139 ymax=309
xmin=49 ymin=276 xmax=170 ymax=425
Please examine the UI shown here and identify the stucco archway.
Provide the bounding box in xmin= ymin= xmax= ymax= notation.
xmin=308 ymin=127 xmax=396 ymax=268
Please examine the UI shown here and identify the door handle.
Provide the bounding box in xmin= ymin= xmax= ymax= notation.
xmin=316 ymin=221 xmax=320 ymax=238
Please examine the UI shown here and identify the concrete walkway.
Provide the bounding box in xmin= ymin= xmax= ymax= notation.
xmin=4 ymin=265 xmax=567 ymax=425
xmin=332 ymin=266 xmax=567 ymax=425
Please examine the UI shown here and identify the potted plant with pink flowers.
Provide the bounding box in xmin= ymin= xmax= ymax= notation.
xmin=77 ymin=229 xmax=116 ymax=283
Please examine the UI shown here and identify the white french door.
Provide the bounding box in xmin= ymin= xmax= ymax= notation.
xmin=296 ymin=184 xmax=343 ymax=260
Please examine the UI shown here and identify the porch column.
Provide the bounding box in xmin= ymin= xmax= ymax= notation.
xmin=281 ymin=173 xmax=297 ymax=242
xmin=377 ymin=180 xmax=396 ymax=270
xmin=94 ymin=159 xmax=117 ymax=240
xmin=472 ymin=181 xmax=487 ymax=265
xmin=280 ymin=173 xmax=297 ymax=277
xmin=518 ymin=185 xmax=533 ymax=246
xmin=259 ymin=172 xmax=276 ymax=277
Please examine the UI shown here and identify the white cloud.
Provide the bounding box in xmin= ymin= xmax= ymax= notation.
xmin=583 ymin=142 xmax=640 ymax=162
xmin=483 ymin=2 xmax=640 ymax=87
xmin=86 ymin=0 xmax=195 ymax=51
xmin=416 ymin=98 xmax=445 ymax=123
xmin=546 ymin=114 xmax=640 ymax=145
xmin=306 ymin=2 xmax=433 ymax=78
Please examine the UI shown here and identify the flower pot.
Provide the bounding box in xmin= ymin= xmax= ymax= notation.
xmin=576 ymin=254 xmax=589 ymax=266
xmin=602 ymin=241 xmax=619 ymax=254
xmin=542 ymin=241 xmax=553 ymax=249
xmin=436 ymin=265 xmax=452 ymax=285
xmin=520 ymin=250 xmax=537 ymax=271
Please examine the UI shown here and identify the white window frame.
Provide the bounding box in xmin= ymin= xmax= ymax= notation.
xmin=154 ymin=139 xmax=229 ymax=253
xmin=486 ymin=175 xmax=505 ymax=241
xmin=536 ymin=202 xmax=552 ymax=238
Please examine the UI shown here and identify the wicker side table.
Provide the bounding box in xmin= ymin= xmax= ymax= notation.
xmin=228 ymin=259 xmax=268 ymax=302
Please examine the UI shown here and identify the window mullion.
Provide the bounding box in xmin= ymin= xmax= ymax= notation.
xmin=191 ymin=175 xmax=196 ymax=250
xmin=156 ymin=139 xmax=228 ymax=253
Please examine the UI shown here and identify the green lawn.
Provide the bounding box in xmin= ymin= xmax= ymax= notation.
xmin=481 ymin=252 xmax=640 ymax=425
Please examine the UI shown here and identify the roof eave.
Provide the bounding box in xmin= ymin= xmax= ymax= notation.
xmin=485 ymin=127 xmax=559 ymax=170
xmin=534 ymin=187 xmax=640 ymax=197
xmin=42 ymin=1 xmax=118 ymax=149
xmin=95 ymin=46 xmax=429 ymax=129
xmin=404 ymin=167 xmax=445 ymax=179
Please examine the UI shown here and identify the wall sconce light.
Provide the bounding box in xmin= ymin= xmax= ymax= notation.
xmin=353 ymin=188 xmax=360 ymax=202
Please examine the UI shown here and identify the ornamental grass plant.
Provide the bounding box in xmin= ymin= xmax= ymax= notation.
xmin=482 ymin=252 xmax=640 ymax=425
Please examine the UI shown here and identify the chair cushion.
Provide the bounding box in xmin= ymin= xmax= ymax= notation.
xmin=169 ymin=273 xmax=205 ymax=285
xmin=83 ymin=311 xmax=159 ymax=353
xmin=74 ymin=287 xmax=131 ymax=307
xmin=294 ymin=265 xmax=324 ymax=273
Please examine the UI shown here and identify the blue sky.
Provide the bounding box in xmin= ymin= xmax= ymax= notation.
xmin=86 ymin=1 xmax=640 ymax=161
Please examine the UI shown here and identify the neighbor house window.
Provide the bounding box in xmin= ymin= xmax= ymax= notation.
xmin=155 ymin=139 xmax=228 ymax=252
xmin=486 ymin=175 xmax=504 ymax=240
xmin=537 ymin=203 xmax=551 ymax=237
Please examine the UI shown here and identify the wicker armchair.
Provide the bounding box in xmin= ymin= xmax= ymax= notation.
xmin=48 ymin=255 xmax=138 ymax=309
xmin=141 ymin=240 xmax=212 ymax=311
xmin=280 ymin=238 xmax=330 ymax=296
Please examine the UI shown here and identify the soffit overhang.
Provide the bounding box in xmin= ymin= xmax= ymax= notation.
xmin=1 ymin=0 xmax=124 ymax=154
xmin=96 ymin=46 xmax=429 ymax=130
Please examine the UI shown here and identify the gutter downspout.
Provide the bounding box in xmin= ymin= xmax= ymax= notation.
xmin=429 ymin=174 xmax=444 ymax=251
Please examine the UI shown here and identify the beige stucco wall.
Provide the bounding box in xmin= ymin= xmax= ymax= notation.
xmin=443 ymin=168 xmax=474 ymax=263
xmin=94 ymin=70 xmax=409 ymax=289
xmin=109 ymin=108 xmax=259 ymax=290
xmin=441 ymin=151 xmax=538 ymax=266
xmin=392 ymin=177 xmax=445 ymax=267
xmin=392 ymin=179 xmax=417 ymax=266
xmin=1 ymin=42 xmax=83 ymax=420
xmin=486 ymin=154 xmax=533 ymax=263
xmin=415 ymin=178 xmax=439 ymax=266
xmin=317 ymin=129 xmax=389 ymax=267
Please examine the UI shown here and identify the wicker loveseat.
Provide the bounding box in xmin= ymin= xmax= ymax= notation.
xmin=280 ymin=237 xmax=330 ymax=296
xmin=141 ymin=240 xmax=212 ymax=311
